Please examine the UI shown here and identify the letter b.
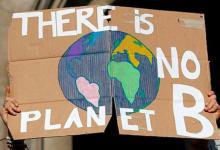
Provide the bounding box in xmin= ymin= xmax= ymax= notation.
xmin=173 ymin=84 xmax=214 ymax=138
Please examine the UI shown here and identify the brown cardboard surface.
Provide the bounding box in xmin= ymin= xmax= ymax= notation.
xmin=109 ymin=6 xmax=208 ymax=60
xmin=8 ymin=6 xmax=218 ymax=140
xmin=116 ymin=100 xmax=219 ymax=139
xmin=109 ymin=6 xmax=217 ymax=139
xmin=8 ymin=101 xmax=112 ymax=139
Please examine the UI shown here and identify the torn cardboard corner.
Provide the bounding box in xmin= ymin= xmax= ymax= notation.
xmin=8 ymin=6 xmax=219 ymax=140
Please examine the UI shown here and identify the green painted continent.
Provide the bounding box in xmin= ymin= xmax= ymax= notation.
xmin=108 ymin=61 xmax=140 ymax=104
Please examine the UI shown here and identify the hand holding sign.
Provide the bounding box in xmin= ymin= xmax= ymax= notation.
xmin=205 ymin=91 xmax=220 ymax=113
xmin=0 ymin=86 xmax=21 ymax=124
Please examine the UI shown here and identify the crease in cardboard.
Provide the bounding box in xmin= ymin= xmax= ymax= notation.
xmin=9 ymin=53 xmax=211 ymax=63
xmin=9 ymin=51 xmax=111 ymax=63
xmin=16 ymin=96 xmax=112 ymax=105
xmin=15 ymin=97 xmax=211 ymax=105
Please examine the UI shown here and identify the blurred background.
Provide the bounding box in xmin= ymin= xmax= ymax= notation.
xmin=0 ymin=0 xmax=219 ymax=149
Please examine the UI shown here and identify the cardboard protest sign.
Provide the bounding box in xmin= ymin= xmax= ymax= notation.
xmin=8 ymin=5 xmax=219 ymax=140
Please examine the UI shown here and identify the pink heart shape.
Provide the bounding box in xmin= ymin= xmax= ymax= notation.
xmin=76 ymin=77 xmax=100 ymax=107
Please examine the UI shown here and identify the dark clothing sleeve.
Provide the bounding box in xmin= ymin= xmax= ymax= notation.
xmin=7 ymin=136 xmax=27 ymax=150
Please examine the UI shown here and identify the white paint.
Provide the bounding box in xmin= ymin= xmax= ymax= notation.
xmin=38 ymin=12 xmax=57 ymax=38
xmin=97 ymin=5 xmax=117 ymax=31
xmin=134 ymin=9 xmax=154 ymax=35
xmin=56 ymin=9 xmax=77 ymax=37
xmin=120 ymin=108 xmax=139 ymax=131
xmin=139 ymin=109 xmax=155 ymax=131
xmin=13 ymin=12 xmax=42 ymax=36
xmin=20 ymin=111 xmax=41 ymax=133
xmin=181 ymin=51 xmax=200 ymax=79
xmin=157 ymin=47 xmax=179 ymax=78
xmin=173 ymin=84 xmax=214 ymax=138
xmin=44 ymin=109 xmax=61 ymax=130
xmin=64 ymin=108 xmax=83 ymax=128
xmin=76 ymin=8 xmax=97 ymax=34
xmin=87 ymin=106 xmax=105 ymax=127
xmin=13 ymin=6 xmax=119 ymax=38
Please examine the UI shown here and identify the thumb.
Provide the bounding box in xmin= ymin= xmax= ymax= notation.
xmin=0 ymin=109 xmax=8 ymax=125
